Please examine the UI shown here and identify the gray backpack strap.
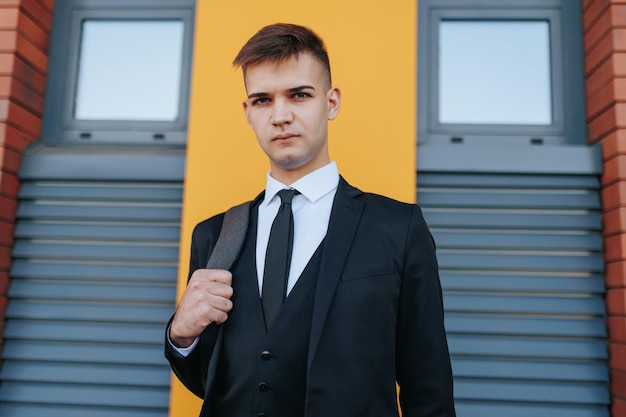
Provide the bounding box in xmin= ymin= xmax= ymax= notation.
xmin=197 ymin=201 xmax=251 ymax=390
xmin=205 ymin=201 xmax=251 ymax=270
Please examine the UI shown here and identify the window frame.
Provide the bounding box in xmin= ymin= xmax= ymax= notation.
xmin=42 ymin=0 xmax=195 ymax=146
xmin=417 ymin=0 xmax=586 ymax=146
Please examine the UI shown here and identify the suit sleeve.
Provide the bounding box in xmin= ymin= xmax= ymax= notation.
xmin=164 ymin=216 xmax=223 ymax=399
xmin=396 ymin=205 xmax=456 ymax=417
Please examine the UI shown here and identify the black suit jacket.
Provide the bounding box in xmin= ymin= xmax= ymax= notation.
xmin=166 ymin=177 xmax=456 ymax=417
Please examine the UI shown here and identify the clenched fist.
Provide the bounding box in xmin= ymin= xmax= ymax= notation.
xmin=169 ymin=269 xmax=233 ymax=348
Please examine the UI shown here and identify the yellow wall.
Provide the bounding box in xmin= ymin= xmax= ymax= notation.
xmin=170 ymin=1 xmax=417 ymax=415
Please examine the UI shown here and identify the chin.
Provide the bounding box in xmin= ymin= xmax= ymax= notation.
xmin=274 ymin=153 xmax=304 ymax=168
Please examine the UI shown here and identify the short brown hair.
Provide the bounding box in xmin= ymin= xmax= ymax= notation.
xmin=233 ymin=23 xmax=332 ymax=86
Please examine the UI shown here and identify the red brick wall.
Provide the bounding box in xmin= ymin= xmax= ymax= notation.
xmin=583 ymin=0 xmax=626 ymax=415
xmin=0 ymin=0 xmax=52 ymax=358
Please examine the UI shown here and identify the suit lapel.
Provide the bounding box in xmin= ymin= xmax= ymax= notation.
xmin=307 ymin=177 xmax=363 ymax=371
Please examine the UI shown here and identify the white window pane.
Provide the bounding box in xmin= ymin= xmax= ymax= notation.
xmin=439 ymin=20 xmax=552 ymax=125
xmin=75 ymin=20 xmax=184 ymax=121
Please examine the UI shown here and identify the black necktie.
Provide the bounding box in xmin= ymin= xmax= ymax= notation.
xmin=262 ymin=189 xmax=297 ymax=329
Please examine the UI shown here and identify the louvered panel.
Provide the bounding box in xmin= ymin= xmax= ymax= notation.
xmin=445 ymin=293 xmax=605 ymax=314
xmin=10 ymin=261 xmax=177 ymax=282
xmin=418 ymin=172 xmax=600 ymax=189
xmin=4 ymin=320 xmax=164 ymax=344
xmin=12 ymin=241 xmax=179 ymax=261
xmin=448 ymin=335 xmax=607 ymax=359
xmin=0 ymin=404 xmax=163 ymax=417
xmin=0 ymin=382 xmax=170 ymax=408
xmin=442 ymin=272 xmax=605 ymax=293
xmin=455 ymin=379 xmax=609 ymax=404
xmin=17 ymin=202 xmax=180 ymax=221
xmin=446 ymin=316 xmax=606 ymax=337
xmin=424 ymin=209 xmax=601 ymax=229
xmin=1 ymin=362 xmax=168 ymax=386
xmin=19 ymin=181 xmax=183 ymax=201
xmin=452 ymin=358 xmax=607 ymax=381
xmin=417 ymin=171 xmax=608 ymax=415
xmin=419 ymin=189 xmax=599 ymax=208
xmin=456 ymin=402 xmax=608 ymax=417
xmin=2 ymin=174 xmax=182 ymax=416
xmin=15 ymin=221 xmax=180 ymax=241
xmin=435 ymin=230 xmax=602 ymax=250
xmin=7 ymin=300 xmax=171 ymax=323
xmin=3 ymin=341 xmax=163 ymax=365
xmin=438 ymin=251 xmax=604 ymax=271
xmin=8 ymin=281 xmax=174 ymax=302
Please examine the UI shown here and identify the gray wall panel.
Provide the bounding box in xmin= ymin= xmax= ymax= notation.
xmin=1 ymin=153 xmax=184 ymax=416
xmin=418 ymin=166 xmax=608 ymax=415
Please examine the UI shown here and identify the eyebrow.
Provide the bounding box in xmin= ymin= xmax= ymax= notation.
xmin=288 ymin=85 xmax=315 ymax=93
xmin=247 ymin=85 xmax=316 ymax=99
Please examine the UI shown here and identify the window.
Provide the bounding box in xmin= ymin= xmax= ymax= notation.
xmin=439 ymin=20 xmax=552 ymax=126
xmin=42 ymin=0 xmax=195 ymax=145
xmin=418 ymin=0 xmax=586 ymax=146
xmin=74 ymin=20 xmax=184 ymax=122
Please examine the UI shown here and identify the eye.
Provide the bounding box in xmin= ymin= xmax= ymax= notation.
xmin=251 ymin=97 xmax=270 ymax=106
xmin=293 ymin=92 xmax=310 ymax=100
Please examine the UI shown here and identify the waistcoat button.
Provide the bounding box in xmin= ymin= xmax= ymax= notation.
xmin=261 ymin=350 xmax=271 ymax=360
xmin=258 ymin=381 xmax=270 ymax=392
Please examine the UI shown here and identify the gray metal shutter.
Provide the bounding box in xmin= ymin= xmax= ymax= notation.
xmin=417 ymin=156 xmax=608 ymax=417
xmin=0 ymin=152 xmax=184 ymax=416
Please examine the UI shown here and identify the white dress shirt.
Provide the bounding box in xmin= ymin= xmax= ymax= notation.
xmin=169 ymin=162 xmax=339 ymax=356
xmin=257 ymin=161 xmax=339 ymax=295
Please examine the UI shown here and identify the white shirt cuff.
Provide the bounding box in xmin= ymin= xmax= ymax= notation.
xmin=167 ymin=326 xmax=199 ymax=358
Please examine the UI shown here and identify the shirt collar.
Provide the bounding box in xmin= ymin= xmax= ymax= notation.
xmin=263 ymin=162 xmax=339 ymax=207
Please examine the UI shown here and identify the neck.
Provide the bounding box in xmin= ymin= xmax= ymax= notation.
xmin=270 ymin=160 xmax=331 ymax=185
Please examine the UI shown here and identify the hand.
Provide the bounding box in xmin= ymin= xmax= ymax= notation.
xmin=169 ymin=269 xmax=233 ymax=348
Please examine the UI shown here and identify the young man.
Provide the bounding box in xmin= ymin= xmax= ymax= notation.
xmin=165 ymin=23 xmax=456 ymax=417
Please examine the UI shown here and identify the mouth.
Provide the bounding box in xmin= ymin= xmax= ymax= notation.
xmin=273 ymin=133 xmax=298 ymax=141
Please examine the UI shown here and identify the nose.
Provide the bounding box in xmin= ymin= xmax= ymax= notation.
xmin=270 ymin=98 xmax=293 ymax=125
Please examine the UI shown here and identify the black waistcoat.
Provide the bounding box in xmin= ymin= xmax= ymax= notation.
xmin=211 ymin=205 xmax=323 ymax=417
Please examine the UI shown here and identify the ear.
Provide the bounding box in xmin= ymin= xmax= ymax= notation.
xmin=327 ymin=87 xmax=341 ymax=121
xmin=243 ymin=100 xmax=253 ymax=128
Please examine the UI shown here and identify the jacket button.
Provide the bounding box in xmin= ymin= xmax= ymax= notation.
xmin=258 ymin=381 xmax=270 ymax=392
xmin=258 ymin=413 xmax=268 ymax=417
xmin=261 ymin=350 xmax=271 ymax=360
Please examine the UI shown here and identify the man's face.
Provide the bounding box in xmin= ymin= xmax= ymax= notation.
xmin=243 ymin=52 xmax=341 ymax=184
